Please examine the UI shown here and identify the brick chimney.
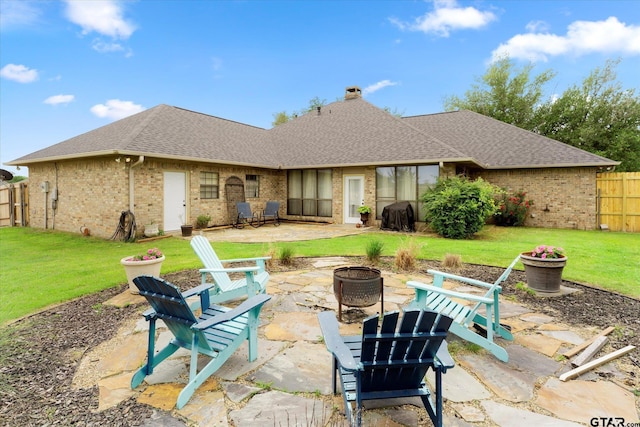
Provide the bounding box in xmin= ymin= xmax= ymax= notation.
xmin=345 ymin=86 xmax=362 ymax=100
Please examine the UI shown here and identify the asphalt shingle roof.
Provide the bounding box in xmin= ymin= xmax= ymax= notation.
xmin=9 ymin=99 xmax=618 ymax=169
xmin=403 ymin=110 xmax=617 ymax=169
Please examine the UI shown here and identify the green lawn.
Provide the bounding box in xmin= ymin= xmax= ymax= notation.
xmin=1 ymin=226 xmax=638 ymax=325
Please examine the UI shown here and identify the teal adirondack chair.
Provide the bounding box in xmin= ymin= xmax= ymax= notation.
xmin=318 ymin=309 xmax=454 ymax=427
xmin=407 ymin=255 xmax=520 ymax=362
xmin=131 ymin=275 xmax=271 ymax=409
xmin=190 ymin=235 xmax=270 ymax=304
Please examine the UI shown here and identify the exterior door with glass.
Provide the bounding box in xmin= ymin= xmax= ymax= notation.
xmin=344 ymin=175 xmax=364 ymax=224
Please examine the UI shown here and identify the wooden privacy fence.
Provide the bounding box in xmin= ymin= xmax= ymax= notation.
xmin=596 ymin=172 xmax=640 ymax=232
xmin=0 ymin=182 xmax=29 ymax=227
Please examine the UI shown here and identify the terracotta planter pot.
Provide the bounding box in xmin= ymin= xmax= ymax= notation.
xmin=120 ymin=255 xmax=165 ymax=294
xmin=520 ymin=252 xmax=567 ymax=293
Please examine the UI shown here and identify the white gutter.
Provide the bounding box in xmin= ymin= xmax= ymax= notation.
xmin=129 ymin=156 xmax=145 ymax=212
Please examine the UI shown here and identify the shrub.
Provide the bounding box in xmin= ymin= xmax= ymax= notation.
xmin=442 ymin=253 xmax=462 ymax=270
xmin=365 ymin=239 xmax=384 ymax=263
xmin=264 ymin=244 xmax=277 ymax=270
xmin=278 ymin=245 xmax=295 ymax=265
xmin=395 ymin=238 xmax=420 ymax=271
xmin=196 ymin=214 xmax=212 ymax=229
xmin=420 ymin=176 xmax=497 ymax=239
xmin=493 ymin=190 xmax=533 ymax=226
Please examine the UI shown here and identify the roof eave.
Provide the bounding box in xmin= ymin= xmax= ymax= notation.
xmin=7 ymin=150 xmax=280 ymax=170
xmin=485 ymin=161 xmax=621 ymax=170
xmin=279 ymin=158 xmax=482 ymax=170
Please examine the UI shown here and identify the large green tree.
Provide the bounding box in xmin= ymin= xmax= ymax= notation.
xmin=444 ymin=57 xmax=556 ymax=129
xmin=271 ymin=96 xmax=327 ymax=127
xmin=445 ymin=57 xmax=640 ymax=171
xmin=533 ymin=60 xmax=640 ymax=171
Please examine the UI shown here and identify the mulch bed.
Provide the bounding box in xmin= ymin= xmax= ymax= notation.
xmin=1 ymin=257 xmax=638 ymax=426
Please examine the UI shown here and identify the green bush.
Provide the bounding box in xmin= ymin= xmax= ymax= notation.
xmin=365 ymin=239 xmax=384 ymax=263
xmin=420 ymin=176 xmax=497 ymax=239
xmin=278 ymin=245 xmax=295 ymax=265
xmin=493 ymin=189 xmax=533 ymax=226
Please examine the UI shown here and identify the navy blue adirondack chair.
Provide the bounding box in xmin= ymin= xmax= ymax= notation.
xmin=131 ymin=275 xmax=271 ymax=409
xmin=318 ymin=309 xmax=454 ymax=427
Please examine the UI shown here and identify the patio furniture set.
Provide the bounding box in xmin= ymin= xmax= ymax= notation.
xmin=234 ymin=201 xmax=280 ymax=228
xmin=130 ymin=235 xmax=518 ymax=426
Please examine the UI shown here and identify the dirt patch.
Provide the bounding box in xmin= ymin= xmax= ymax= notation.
xmin=1 ymin=257 xmax=638 ymax=426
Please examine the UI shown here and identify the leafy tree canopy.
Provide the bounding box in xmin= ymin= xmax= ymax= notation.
xmin=271 ymin=96 xmax=327 ymax=126
xmin=444 ymin=57 xmax=640 ymax=171
xmin=444 ymin=57 xmax=556 ymax=129
xmin=533 ymin=59 xmax=640 ymax=171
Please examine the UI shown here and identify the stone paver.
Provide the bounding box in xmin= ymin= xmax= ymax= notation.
xmin=228 ymin=390 xmax=332 ymax=426
xmin=221 ymin=382 xmax=260 ymax=403
xmin=481 ymin=400 xmax=583 ymax=426
xmin=177 ymin=390 xmax=228 ymax=427
xmin=97 ymin=373 xmax=137 ymax=411
xmin=252 ymin=341 xmax=333 ymax=394
xmin=264 ymin=311 xmax=322 ymax=341
xmin=451 ymin=403 xmax=486 ymax=423
xmin=535 ymin=378 xmax=639 ymax=424
xmin=458 ymin=353 xmax=537 ymax=402
xmin=426 ymin=364 xmax=491 ymax=402
xmin=515 ymin=332 xmax=563 ymax=357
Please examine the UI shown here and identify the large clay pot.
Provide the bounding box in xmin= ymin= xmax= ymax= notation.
xmin=520 ymin=253 xmax=567 ymax=294
xmin=120 ymin=255 xmax=165 ymax=294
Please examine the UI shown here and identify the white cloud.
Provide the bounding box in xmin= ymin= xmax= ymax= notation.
xmin=362 ymin=80 xmax=399 ymax=96
xmin=492 ymin=17 xmax=640 ymax=62
xmin=391 ymin=0 xmax=496 ymax=37
xmin=525 ymin=20 xmax=549 ymax=33
xmin=64 ymin=0 xmax=136 ymax=39
xmin=0 ymin=63 xmax=39 ymax=83
xmin=0 ymin=0 xmax=41 ymax=29
xmin=90 ymin=99 xmax=145 ymax=120
xmin=44 ymin=94 xmax=75 ymax=106
xmin=91 ymin=39 xmax=124 ymax=53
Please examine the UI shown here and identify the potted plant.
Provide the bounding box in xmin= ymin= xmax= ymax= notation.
xmin=358 ymin=205 xmax=372 ymax=226
xmin=179 ymin=214 xmax=193 ymax=236
xmin=143 ymin=221 xmax=159 ymax=237
xmin=520 ymin=245 xmax=567 ymax=294
xmin=196 ymin=214 xmax=211 ymax=229
xmin=120 ymin=248 xmax=165 ymax=294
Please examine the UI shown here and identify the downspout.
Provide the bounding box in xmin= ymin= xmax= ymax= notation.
xmin=129 ymin=156 xmax=145 ymax=212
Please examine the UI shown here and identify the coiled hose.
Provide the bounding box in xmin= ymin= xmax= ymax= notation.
xmin=110 ymin=210 xmax=137 ymax=241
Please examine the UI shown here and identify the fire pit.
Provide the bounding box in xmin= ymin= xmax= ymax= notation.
xmin=333 ymin=266 xmax=383 ymax=322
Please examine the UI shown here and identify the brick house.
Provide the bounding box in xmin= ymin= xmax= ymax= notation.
xmin=7 ymin=86 xmax=618 ymax=238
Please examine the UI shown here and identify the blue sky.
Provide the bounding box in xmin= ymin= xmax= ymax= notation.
xmin=1 ymin=0 xmax=639 ymax=177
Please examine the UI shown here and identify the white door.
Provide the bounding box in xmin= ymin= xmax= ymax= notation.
xmin=344 ymin=175 xmax=364 ymax=224
xmin=164 ymin=172 xmax=186 ymax=231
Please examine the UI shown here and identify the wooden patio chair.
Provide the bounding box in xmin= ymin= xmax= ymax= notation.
xmin=318 ymin=309 xmax=454 ymax=427
xmin=261 ymin=201 xmax=280 ymax=226
xmin=190 ymin=235 xmax=270 ymax=304
xmin=235 ymin=202 xmax=259 ymax=228
xmin=131 ymin=275 xmax=271 ymax=409
xmin=407 ymin=255 xmax=520 ymax=362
